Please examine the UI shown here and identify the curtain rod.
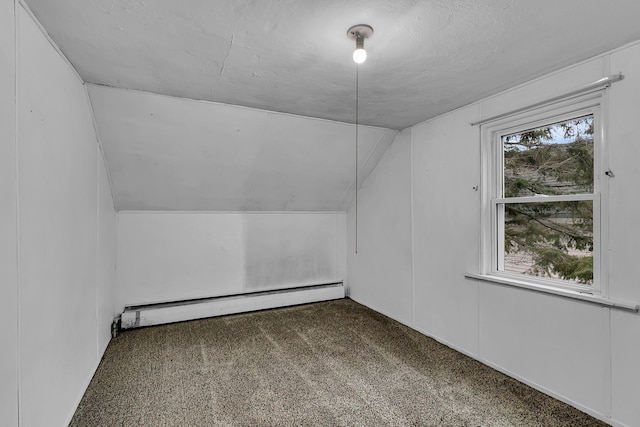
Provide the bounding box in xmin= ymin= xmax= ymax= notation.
xmin=470 ymin=73 xmax=625 ymax=126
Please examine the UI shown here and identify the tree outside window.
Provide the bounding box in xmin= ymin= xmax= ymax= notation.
xmin=499 ymin=115 xmax=595 ymax=284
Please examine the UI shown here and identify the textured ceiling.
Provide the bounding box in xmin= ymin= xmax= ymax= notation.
xmin=24 ymin=0 xmax=640 ymax=130
xmin=22 ymin=0 xmax=640 ymax=212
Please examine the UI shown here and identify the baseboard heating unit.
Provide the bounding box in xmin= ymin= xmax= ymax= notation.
xmin=121 ymin=282 xmax=345 ymax=329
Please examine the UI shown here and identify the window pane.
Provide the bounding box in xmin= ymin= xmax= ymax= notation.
xmin=502 ymin=115 xmax=594 ymax=197
xmin=501 ymin=201 xmax=593 ymax=285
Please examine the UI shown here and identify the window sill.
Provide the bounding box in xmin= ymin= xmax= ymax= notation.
xmin=464 ymin=273 xmax=639 ymax=312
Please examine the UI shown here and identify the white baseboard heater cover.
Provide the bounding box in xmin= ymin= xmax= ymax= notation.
xmin=121 ymin=282 xmax=344 ymax=329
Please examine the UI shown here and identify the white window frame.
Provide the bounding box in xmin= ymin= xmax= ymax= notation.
xmin=479 ymin=92 xmax=608 ymax=297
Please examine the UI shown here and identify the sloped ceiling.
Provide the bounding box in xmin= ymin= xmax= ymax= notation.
xmin=23 ymin=0 xmax=640 ymax=130
xmin=88 ymin=84 xmax=397 ymax=211
xmin=22 ymin=0 xmax=640 ymax=212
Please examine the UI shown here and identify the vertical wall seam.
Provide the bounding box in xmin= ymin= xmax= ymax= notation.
xmin=600 ymin=54 xmax=612 ymax=300
xmin=14 ymin=1 xmax=22 ymax=424
xmin=96 ymin=146 xmax=100 ymax=360
xmin=602 ymin=53 xmax=613 ymax=420
xmin=476 ymin=102 xmax=483 ymax=359
xmin=241 ymin=213 xmax=247 ymax=290
xmin=113 ymin=212 xmax=119 ymax=319
xmin=409 ymin=128 xmax=416 ymax=328
xmin=334 ymin=215 xmax=338 ymax=286
xmin=604 ymin=307 xmax=613 ymax=419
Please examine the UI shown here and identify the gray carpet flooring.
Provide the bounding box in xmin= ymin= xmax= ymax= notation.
xmin=71 ymin=299 xmax=606 ymax=426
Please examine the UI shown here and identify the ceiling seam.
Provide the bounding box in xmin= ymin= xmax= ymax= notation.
xmin=84 ymin=84 xmax=119 ymax=212
xmin=338 ymin=130 xmax=397 ymax=209
xmin=86 ymin=83 xmax=396 ymax=131
xmin=17 ymin=0 xmax=83 ymax=85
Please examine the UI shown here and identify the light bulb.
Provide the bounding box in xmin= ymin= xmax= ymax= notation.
xmin=353 ymin=48 xmax=367 ymax=64
xmin=347 ymin=25 xmax=373 ymax=64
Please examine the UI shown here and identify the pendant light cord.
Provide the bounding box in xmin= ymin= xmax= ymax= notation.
xmin=355 ymin=63 xmax=359 ymax=254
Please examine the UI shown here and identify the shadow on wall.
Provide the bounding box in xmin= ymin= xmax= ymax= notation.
xmin=245 ymin=214 xmax=335 ymax=289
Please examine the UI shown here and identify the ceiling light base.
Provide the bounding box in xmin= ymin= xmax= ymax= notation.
xmin=347 ymin=24 xmax=374 ymax=40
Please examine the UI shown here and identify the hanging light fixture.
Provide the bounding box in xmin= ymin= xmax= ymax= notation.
xmin=347 ymin=25 xmax=374 ymax=64
xmin=347 ymin=24 xmax=373 ymax=254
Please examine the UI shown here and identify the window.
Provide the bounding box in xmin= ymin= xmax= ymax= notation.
xmin=480 ymin=94 xmax=605 ymax=294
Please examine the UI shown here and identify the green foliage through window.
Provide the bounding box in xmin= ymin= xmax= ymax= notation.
xmin=501 ymin=116 xmax=594 ymax=284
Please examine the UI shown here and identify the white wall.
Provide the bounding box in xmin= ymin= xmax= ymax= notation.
xmin=347 ymin=130 xmax=413 ymax=325
xmin=116 ymin=212 xmax=346 ymax=312
xmin=348 ymin=41 xmax=640 ymax=427
xmin=7 ymin=4 xmax=118 ymax=426
xmin=411 ymin=105 xmax=481 ymax=353
xmin=608 ymin=42 xmax=640 ymax=427
xmin=0 ymin=0 xmax=18 ymax=425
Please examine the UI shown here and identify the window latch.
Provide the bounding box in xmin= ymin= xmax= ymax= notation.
xmin=605 ymin=169 xmax=615 ymax=178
